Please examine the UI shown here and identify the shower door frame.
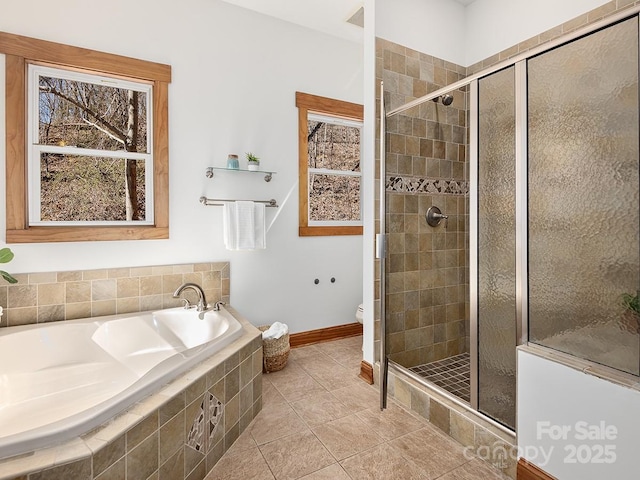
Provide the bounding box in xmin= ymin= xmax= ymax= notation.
xmin=378 ymin=4 xmax=640 ymax=432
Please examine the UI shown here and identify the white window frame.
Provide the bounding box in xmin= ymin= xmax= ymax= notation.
xmin=307 ymin=113 xmax=363 ymax=228
xmin=27 ymin=64 xmax=154 ymax=226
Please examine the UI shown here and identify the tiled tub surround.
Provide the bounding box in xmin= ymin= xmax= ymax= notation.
xmin=0 ymin=306 xmax=263 ymax=480
xmin=0 ymin=306 xmax=243 ymax=459
xmin=0 ymin=262 xmax=230 ymax=328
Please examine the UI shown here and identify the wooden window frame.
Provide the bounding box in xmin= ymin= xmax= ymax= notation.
xmin=296 ymin=91 xmax=364 ymax=237
xmin=2 ymin=31 xmax=171 ymax=243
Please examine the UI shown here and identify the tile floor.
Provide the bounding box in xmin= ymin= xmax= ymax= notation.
xmin=205 ymin=336 xmax=507 ymax=480
xmin=409 ymin=353 xmax=471 ymax=403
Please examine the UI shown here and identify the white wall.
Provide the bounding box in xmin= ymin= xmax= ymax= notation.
xmin=375 ymin=0 xmax=610 ymax=68
xmin=0 ymin=0 xmax=364 ymax=334
xmin=362 ymin=0 xmax=376 ymax=364
xmin=376 ymin=0 xmax=467 ymax=66
xmin=465 ymin=0 xmax=610 ymax=66
xmin=518 ymin=348 xmax=640 ymax=479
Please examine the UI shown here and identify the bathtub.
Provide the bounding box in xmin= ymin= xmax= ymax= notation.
xmin=0 ymin=306 xmax=243 ymax=460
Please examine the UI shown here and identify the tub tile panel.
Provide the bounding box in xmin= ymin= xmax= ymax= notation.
xmin=94 ymin=458 xmax=124 ymax=480
xmin=28 ymin=458 xmax=91 ymax=480
xmin=126 ymin=432 xmax=158 ymax=480
xmin=127 ymin=411 xmax=158 ymax=451
xmin=159 ymin=448 xmax=184 ymax=480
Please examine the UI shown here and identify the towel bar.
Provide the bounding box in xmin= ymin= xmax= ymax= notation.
xmin=199 ymin=196 xmax=278 ymax=207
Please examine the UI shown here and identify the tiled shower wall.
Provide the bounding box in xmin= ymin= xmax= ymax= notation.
xmin=377 ymin=37 xmax=469 ymax=367
xmin=0 ymin=262 xmax=230 ymax=328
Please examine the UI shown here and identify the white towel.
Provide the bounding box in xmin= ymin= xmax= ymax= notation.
xmin=262 ymin=321 xmax=289 ymax=340
xmin=222 ymin=201 xmax=266 ymax=250
xmin=235 ymin=201 xmax=255 ymax=249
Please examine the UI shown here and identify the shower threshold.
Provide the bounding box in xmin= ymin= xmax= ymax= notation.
xmin=408 ymin=353 xmax=470 ymax=403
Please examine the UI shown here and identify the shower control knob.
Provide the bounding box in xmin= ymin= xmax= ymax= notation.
xmin=426 ymin=206 xmax=449 ymax=228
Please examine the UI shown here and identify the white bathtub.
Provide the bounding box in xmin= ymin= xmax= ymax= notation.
xmin=0 ymin=306 xmax=243 ymax=460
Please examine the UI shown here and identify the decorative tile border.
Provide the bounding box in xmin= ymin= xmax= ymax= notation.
xmin=186 ymin=392 xmax=224 ymax=453
xmin=386 ymin=175 xmax=469 ymax=196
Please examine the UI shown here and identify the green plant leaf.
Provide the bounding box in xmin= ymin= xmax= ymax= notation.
xmin=621 ymin=292 xmax=640 ymax=315
xmin=0 ymin=247 xmax=14 ymax=264
xmin=0 ymin=270 xmax=17 ymax=284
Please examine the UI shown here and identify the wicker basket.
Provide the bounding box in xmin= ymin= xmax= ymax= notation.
xmin=258 ymin=325 xmax=290 ymax=373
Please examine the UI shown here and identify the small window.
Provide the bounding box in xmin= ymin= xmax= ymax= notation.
xmin=296 ymin=92 xmax=363 ymax=236
xmin=28 ymin=64 xmax=153 ymax=225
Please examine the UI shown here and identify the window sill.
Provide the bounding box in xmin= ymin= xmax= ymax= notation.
xmin=299 ymin=226 xmax=363 ymax=237
xmin=6 ymin=226 xmax=169 ymax=243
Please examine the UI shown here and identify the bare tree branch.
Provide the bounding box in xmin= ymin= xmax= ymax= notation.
xmin=40 ymin=82 xmax=127 ymax=144
xmin=80 ymin=117 xmax=125 ymax=145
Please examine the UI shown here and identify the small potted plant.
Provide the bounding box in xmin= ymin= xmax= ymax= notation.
xmin=246 ymin=152 xmax=260 ymax=171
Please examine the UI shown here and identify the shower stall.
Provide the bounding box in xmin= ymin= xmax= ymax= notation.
xmin=378 ymin=10 xmax=640 ymax=433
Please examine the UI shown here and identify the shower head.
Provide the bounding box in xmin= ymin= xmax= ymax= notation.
xmin=433 ymin=94 xmax=454 ymax=106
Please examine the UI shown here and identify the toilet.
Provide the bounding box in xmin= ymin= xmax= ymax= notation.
xmin=355 ymin=304 xmax=363 ymax=324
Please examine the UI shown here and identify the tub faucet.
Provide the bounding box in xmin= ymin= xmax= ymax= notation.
xmin=173 ymin=283 xmax=209 ymax=312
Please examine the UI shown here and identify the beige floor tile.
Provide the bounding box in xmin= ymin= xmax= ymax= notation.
xmin=312 ymin=413 xmax=385 ymax=461
xmin=290 ymin=391 xmax=359 ymax=427
xmin=340 ymin=443 xmax=429 ymax=480
xmin=293 ymin=354 xmax=343 ymax=376
xmin=249 ymin=403 xmax=309 ymax=446
xmin=205 ymin=445 xmax=274 ymax=480
xmin=437 ymin=458 xmax=506 ymax=480
xmin=309 ymin=365 xmax=362 ymax=391
xmin=263 ymin=381 xmax=288 ymax=407
xmin=288 ymin=345 xmax=324 ymax=361
xmin=355 ymin=403 xmax=425 ymax=441
xmin=206 ymin=336 xmax=505 ymax=480
xmin=297 ymin=463 xmax=351 ymax=479
xmin=270 ymin=373 xmax=327 ymax=403
xmin=331 ymin=383 xmax=379 ymax=411
xmin=258 ymin=430 xmax=335 ymax=480
xmin=388 ymin=426 xmax=468 ymax=478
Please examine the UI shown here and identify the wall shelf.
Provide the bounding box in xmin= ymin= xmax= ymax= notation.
xmin=205 ymin=166 xmax=276 ymax=182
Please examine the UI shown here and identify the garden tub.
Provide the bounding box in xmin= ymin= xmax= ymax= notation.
xmin=0 ymin=306 xmax=243 ymax=460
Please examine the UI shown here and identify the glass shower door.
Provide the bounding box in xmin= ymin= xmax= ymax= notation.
xmin=476 ymin=66 xmax=517 ymax=429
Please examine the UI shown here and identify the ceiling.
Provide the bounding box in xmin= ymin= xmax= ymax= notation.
xmin=220 ymin=0 xmax=477 ymax=43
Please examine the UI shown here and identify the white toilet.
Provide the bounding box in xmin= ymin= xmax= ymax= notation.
xmin=355 ymin=304 xmax=364 ymax=324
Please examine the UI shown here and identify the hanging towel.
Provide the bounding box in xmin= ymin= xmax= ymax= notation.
xmin=222 ymin=202 xmax=237 ymax=250
xmin=222 ymin=201 xmax=266 ymax=250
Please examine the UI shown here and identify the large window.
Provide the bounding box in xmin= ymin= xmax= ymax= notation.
xmin=2 ymin=31 xmax=170 ymax=242
xmin=29 ymin=65 xmax=153 ymax=225
xmin=296 ymin=92 xmax=363 ymax=236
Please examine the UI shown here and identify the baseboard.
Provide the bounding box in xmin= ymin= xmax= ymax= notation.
xmin=517 ymin=459 xmax=557 ymax=480
xmin=289 ymin=322 xmax=363 ymax=348
xmin=359 ymin=360 xmax=374 ymax=384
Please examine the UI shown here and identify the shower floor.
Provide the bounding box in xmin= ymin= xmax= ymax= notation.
xmin=409 ymin=353 xmax=470 ymax=403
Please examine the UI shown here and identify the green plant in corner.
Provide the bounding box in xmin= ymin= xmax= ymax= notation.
xmin=0 ymin=247 xmax=17 ymax=284
xmin=621 ymin=292 xmax=640 ymax=316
